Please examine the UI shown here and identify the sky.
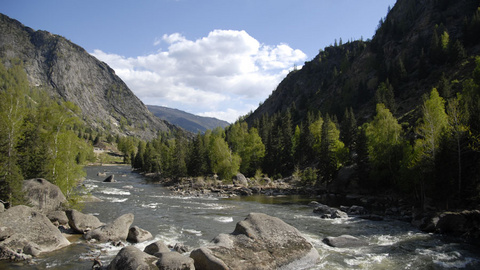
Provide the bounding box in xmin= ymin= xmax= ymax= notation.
xmin=2 ymin=0 xmax=396 ymax=123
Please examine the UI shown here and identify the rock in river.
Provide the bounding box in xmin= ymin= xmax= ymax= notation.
xmin=190 ymin=212 xmax=319 ymax=270
xmin=323 ymin=235 xmax=368 ymax=248
xmin=0 ymin=205 xmax=70 ymax=258
xmin=127 ymin=226 xmax=153 ymax=243
xmin=66 ymin=209 xmax=104 ymax=234
xmin=108 ymin=246 xmax=157 ymax=270
xmin=84 ymin=213 xmax=134 ymax=242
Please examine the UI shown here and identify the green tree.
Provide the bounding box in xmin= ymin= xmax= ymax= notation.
xmin=318 ymin=115 xmax=347 ymax=185
xmin=365 ymin=103 xmax=405 ymax=188
xmin=208 ymin=134 xmax=240 ymax=180
xmin=374 ymin=81 xmax=396 ymax=112
xmin=0 ymin=62 xmax=28 ymax=204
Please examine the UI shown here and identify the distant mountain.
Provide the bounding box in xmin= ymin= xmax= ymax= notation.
xmin=0 ymin=13 xmax=176 ymax=139
xmin=246 ymin=0 xmax=480 ymax=126
xmin=147 ymin=105 xmax=230 ymax=133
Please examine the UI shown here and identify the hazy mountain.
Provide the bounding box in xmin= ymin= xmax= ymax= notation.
xmin=0 ymin=13 xmax=176 ymax=140
xmin=147 ymin=105 xmax=230 ymax=133
xmin=246 ymin=0 xmax=480 ymax=126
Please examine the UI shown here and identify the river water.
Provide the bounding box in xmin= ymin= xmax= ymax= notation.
xmin=3 ymin=165 xmax=480 ymax=269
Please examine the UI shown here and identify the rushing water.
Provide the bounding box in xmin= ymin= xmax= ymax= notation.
xmin=2 ymin=165 xmax=480 ymax=269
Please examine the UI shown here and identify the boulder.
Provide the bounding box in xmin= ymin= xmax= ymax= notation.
xmin=435 ymin=210 xmax=480 ymax=239
xmin=0 ymin=205 xmax=70 ymax=258
xmin=127 ymin=226 xmax=153 ymax=243
xmin=22 ymin=178 xmax=66 ymax=213
xmin=156 ymin=252 xmax=195 ymax=270
xmin=108 ymin=246 xmax=157 ymax=270
xmin=323 ymin=235 xmax=368 ymax=248
xmin=190 ymin=212 xmax=319 ymax=270
xmin=66 ymin=209 xmax=104 ymax=234
xmin=47 ymin=211 xmax=69 ymax=226
xmin=0 ymin=245 xmax=32 ymax=261
xmin=0 ymin=202 xmax=4 ymax=212
xmin=104 ymin=175 xmax=115 ymax=182
xmin=84 ymin=213 xmax=134 ymax=242
xmin=144 ymin=241 xmax=170 ymax=255
xmin=313 ymin=203 xmax=348 ymax=219
xmin=232 ymin=173 xmax=248 ymax=187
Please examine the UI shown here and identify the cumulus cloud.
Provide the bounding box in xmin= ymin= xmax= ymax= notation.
xmin=91 ymin=29 xmax=306 ymax=123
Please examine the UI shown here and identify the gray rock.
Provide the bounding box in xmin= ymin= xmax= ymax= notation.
xmin=47 ymin=211 xmax=69 ymax=226
xmin=173 ymin=243 xmax=189 ymax=254
xmin=313 ymin=203 xmax=348 ymax=219
xmin=0 ymin=202 xmax=4 ymax=212
xmin=155 ymin=252 xmax=195 ymax=270
xmin=85 ymin=213 xmax=134 ymax=242
xmin=0 ymin=245 xmax=33 ymax=261
xmin=108 ymin=246 xmax=157 ymax=270
xmin=435 ymin=210 xmax=480 ymax=239
xmin=232 ymin=173 xmax=248 ymax=187
xmin=127 ymin=226 xmax=153 ymax=243
xmin=144 ymin=241 xmax=170 ymax=255
xmin=190 ymin=212 xmax=319 ymax=270
xmin=0 ymin=226 xmax=13 ymax=241
xmin=66 ymin=209 xmax=104 ymax=234
xmin=23 ymin=178 xmax=66 ymax=213
xmin=104 ymin=175 xmax=115 ymax=183
xmin=323 ymin=235 xmax=368 ymax=248
xmin=0 ymin=205 xmax=70 ymax=257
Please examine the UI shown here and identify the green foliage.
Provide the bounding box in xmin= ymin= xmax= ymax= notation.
xmin=0 ymin=61 xmax=92 ymax=205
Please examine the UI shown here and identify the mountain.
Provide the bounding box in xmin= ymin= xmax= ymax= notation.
xmin=147 ymin=105 xmax=230 ymax=133
xmin=246 ymin=0 xmax=480 ymax=126
xmin=0 ymin=13 xmax=176 ymax=140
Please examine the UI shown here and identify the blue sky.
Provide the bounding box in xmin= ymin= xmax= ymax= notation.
xmin=2 ymin=0 xmax=396 ymax=122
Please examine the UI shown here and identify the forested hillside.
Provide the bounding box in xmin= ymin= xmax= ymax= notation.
xmin=128 ymin=0 xmax=480 ymax=210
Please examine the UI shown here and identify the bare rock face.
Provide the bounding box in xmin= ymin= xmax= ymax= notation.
xmin=0 ymin=205 xmax=70 ymax=258
xmin=0 ymin=13 xmax=175 ymax=140
xmin=23 ymin=178 xmax=66 ymax=213
xmin=84 ymin=213 xmax=134 ymax=242
xmin=65 ymin=209 xmax=104 ymax=234
xmin=190 ymin=212 xmax=319 ymax=270
xmin=108 ymin=246 xmax=157 ymax=270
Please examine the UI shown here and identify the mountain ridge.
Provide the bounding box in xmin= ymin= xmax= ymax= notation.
xmin=0 ymin=13 xmax=176 ymax=140
xmin=147 ymin=105 xmax=230 ymax=133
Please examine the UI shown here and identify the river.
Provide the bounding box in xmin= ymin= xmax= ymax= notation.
xmin=2 ymin=165 xmax=480 ymax=269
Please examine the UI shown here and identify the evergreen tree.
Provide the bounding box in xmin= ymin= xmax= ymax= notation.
xmin=340 ymin=107 xmax=358 ymax=155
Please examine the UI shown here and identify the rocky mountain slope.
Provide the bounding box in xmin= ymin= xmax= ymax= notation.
xmin=147 ymin=105 xmax=230 ymax=133
xmin=0 ymin=13 xmax=175 ymax=139
xmin=246 ymin=0 xmax=480 ymax=125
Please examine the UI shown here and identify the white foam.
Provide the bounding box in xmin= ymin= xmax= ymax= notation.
xmin=183 ymin=228 xmax=202 ymax=236
xmin=101 ymin=188 xmax=131 ymax=196
xmin=214 ymin=216 xmax=234 ymax=223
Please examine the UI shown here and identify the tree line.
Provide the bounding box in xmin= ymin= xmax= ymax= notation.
xmin=0 ymin=61 xmax=94 ymax=206
xmin=128 ymin=56 xmax=480 ymax=209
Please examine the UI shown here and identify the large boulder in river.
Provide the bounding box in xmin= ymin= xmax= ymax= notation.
xmin=23 ymin=178 xmax=66 ymax=213
xmin=108 ymin=246 xmax=157 ymax=270
xmin=144 ymin=241 xmax=170 ymax=255
xmin=84 ymin=213 xmax=134 ymax=242
xmin=190 ymin=212 xmax=319 ymax=270
xmin=434 ymin=210 xmax=480 ymax=240
xmin=0 ymin=205 xmax=70 ymax=258
xmin=66 ymin=209 xmax=104 ymax=234
xmin=127 ymin=226 xmax=153 ymax=243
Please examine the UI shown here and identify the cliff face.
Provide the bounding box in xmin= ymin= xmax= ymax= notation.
xmin=246 ymin=0 xmax=480 ymax=125
xmin=0 ymin=13 xmax=174 ymax=139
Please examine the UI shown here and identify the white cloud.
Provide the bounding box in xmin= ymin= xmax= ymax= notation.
xmin=91 ymin=29 xmax=306 ymax=123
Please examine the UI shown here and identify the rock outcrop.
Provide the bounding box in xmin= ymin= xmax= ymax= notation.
xmin=190 ymin=212 xmax=319 ymax=270
xmin=0 ymin=205 xmax=70 ymax=258
xmin=66 ymin=209 xmax=104 ymax=234
xmin=22 ymin=178 xmax=66 ymax=213
xmin=84 ymin=213 xmax=134 ymax=242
